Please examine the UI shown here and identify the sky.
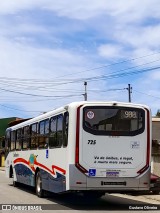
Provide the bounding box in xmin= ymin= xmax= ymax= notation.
xmin=0 ymin=0 xmax=160 ymax=118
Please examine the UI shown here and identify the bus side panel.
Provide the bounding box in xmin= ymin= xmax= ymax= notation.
xmin=12 ymin=162 xmax=67 ymax=193
xmin=40 ymin=169 xmax=66 ymax=193
xmin=14 ymin=164 xmax=35 ymax=186
xmin=48 ymin=172 xmax=66 ymax=193
xmin=5 ymin=153 xmax=14 ymax=179
xmin=69 ymin=164 xmax=87 ymax=190
xmin=5 ymin=162 xmax=10 ymax=178
xmin=41 ymin=169 xmax=49 ymax=191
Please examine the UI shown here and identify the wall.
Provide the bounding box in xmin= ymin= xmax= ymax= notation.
xmin=152 ymin=154 xmax=160 ymax=177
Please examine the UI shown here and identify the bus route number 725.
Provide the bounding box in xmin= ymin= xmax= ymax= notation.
xmin=88 ymin=140 xmax=96 ymax=145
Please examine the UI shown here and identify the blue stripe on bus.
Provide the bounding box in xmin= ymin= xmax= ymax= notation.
xmin=14 ymin=164 xmax=66 ymax=193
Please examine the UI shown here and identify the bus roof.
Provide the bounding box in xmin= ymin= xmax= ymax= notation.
xmin=6 ymin=101 xmax=150 ymax=131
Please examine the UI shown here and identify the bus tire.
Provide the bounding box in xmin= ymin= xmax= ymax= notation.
xmin=36 ymin=171 xmax=44 ymax=198
xmin=12 ymin=167 xmax=18 ymax=187
xmin=13 ymin=180 xmax=18 ymax=187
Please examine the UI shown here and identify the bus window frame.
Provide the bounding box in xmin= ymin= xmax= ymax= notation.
xmin=49 ymin=114 xmax=63 ymax=149
xmin=5 ymin=129 xmax=11 ymax=152
xmin=16 ymin=128 xmax=23 ymax=151
xmin=83 ymin=106 xmax=145 ymax=136
xmin=63 ymin=112 xmax=69 ymax=147
xmin=22 ymin=125 xmax=30 ymax=150
xmin=30 ymin=123 xmax=38 ymax=150
xmin=39 ymin=119 xmax=49 ymax=149
xmin=10 ymin=131 xmax=16 ymax=151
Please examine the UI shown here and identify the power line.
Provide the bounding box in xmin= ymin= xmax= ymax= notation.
xmin=0 ymin=65 xmax=159 ymax=97
xmin=85 ymin=65 xmax=160 ymax=83
xmin=87 ymin=88 xmax=125 ymax=93
xmin=52 ymin=50 xmax=160 ymax=79
xmin=0 ymin=104 xmax=43 ymax=113
xmin=0 ymin=52 xmax=160 ymax=85
xmin=0 ymin=87 xmax=82 ymax=98
xmin=0 ymin=95 xmax=82 ymax=102
xmin=134 ymin=90 xmax=160 ymax=100
xmin=1 ymin=52 xmax=160 ymax=115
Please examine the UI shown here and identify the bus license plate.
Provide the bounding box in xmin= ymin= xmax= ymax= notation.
xmin=106 ymin=171 xmax=119 ymax=177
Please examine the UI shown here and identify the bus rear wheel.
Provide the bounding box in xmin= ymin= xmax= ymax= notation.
xmin=13 ymin=180 xmax=18 ymax=187
xmin=36 ymin=171 xmax=44 ymax=198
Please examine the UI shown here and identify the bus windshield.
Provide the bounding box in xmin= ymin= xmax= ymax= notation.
xmin=83 ymin=106 xmax=145 ymax=136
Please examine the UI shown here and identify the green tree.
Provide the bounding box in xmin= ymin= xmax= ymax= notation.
xmin=156 ymin=109 xmax=160 ymax=117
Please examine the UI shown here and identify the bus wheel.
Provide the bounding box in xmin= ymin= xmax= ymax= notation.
xmin=13 ymin=180 xmax=18 ymax=187
xmin=12 ymin=168 xmax=18 ymax=187
xmin=36 ymin=171 xmax=44 ymax=198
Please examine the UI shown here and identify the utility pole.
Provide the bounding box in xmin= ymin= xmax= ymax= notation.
xmin=83 ymin=81 xmax=87 ymax=101
xmin=127 ymin=84 xmax=132 ymax=102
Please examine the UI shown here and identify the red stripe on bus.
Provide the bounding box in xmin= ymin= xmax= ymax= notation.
xmin=13 ymin=158 xmax=35 ymax=172
xmin=13 ymin=158 xmax=29 ymax=165
xmin=52 ymin=165 xmax=66 ymax=175
xmin=75 ymin=105 xmax=88 ymax=173
xmin=13 ymin=158 xmax=66 ymax=176
xmin=137 ymin=108 xmax=150 ymax=174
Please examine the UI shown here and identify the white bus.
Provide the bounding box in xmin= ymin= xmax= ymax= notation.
xmin=5 ymin=101 xmax=151 ymax=198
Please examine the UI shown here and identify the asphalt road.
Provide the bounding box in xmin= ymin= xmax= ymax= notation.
xmin=0 ymin=170 xmax=159 ymax=212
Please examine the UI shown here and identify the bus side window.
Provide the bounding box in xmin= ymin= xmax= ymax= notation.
xmin=39 ymin=119 xmax=49 ymax=149
xmin=31 ymin=123 xmax=38 ymax=149
xmin=45 ymin=119 xmax=49 ymax=148
xmin=49 ymin=116 xmax=57 ymax=148
xmin=23 ymin=126 xmax=30 ymax=149
xmin=57 ymin=115 xmax=63 ymax=147
xmin=49 ymin=114 xmax=63 ymax=148
xmin=5 ymin=130 xmax=11 ymax=152
xmin=11 ymin=131 xmax=16 ymax=151
xmin=16 ymin=128 xmax=23 ymax=150
xmin=63 ymin=112 xmax=69 ymax=147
